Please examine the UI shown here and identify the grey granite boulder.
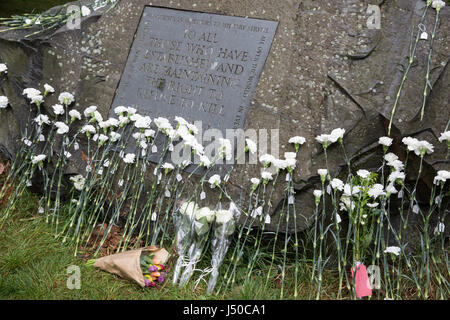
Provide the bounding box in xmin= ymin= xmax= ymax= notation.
xmin=0 ymin=0 xmax=448 ymax=235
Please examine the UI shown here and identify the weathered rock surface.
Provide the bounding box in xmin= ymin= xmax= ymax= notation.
xmin=0 ymin=0 xmax=449 ymax=236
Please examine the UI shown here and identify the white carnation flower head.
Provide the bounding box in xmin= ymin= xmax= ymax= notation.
xmin=34 ymin=114 xmax=50 ymax=126
xmin=84 ymin=105 xmax=97 ymax=117
xmin=251 ymin=177 xmax=260 ymax=186
xmin=162 ymin=162 xmax=174 ymax=174
xmin=55 ymin=121 xmax=69 ymax=135
xmin=215 ymin=209 xmax=234 ymax=225
xmin=195 ymin=207 xmax=216 ymax=223
xmin=98 ymin=134 xmax=109 ymax=146
xmin=330 ymin=178 xmax=344 ymax=191
xmin=432 ymin=0 xmax=445 ymax=11
xmin=368 ymin=184 xmax=385 ymax=199
xmin=154 ymin=117 xmax=171 ymax=131
xmin=259 ymin=154 xmax=275 ymax=167
xmin=438 ymin=131 xmax=450 ymax=146
xmin=289 ymin=136 xmax=306 ymax=152
xmin=174 ymin=116 xmax=189 ymax=127
xmin=127 ymin=107 xmax=137 ymax=115
xmin=81 ymin=124 xmax=96 ymax=138
xmin=0 ymin=63 xmax=7 ymax=74
xmin=52 ymin=104 xmax=65 ymax=115
xmin=23 ymin=88 xmax=41 ymax=100
xmin=384 ymin=246 xmax=401 ymax=256
xmin=218 ymin=138 xmax=232 ymax=161
xmin=379 ymin=136 xmax=393 ymax=147
xmin=144 ymin=129 xmax=155 ymax=138
xmin=30 ymin=94 xmax=43 ymax=105
xmin=114 ymin=106 xmax=128 ymax=115
xmin=343 ymin=184 xmax=360 ymax=196
xmin=134 ymin=115 xmax=152 ymax=129
xmin=330 ymin=128 xmax=345 ymax=143
xmin=208 ymin=174 xmax=221 ymax=188
xmin=123 ymin=153 xmax=136 ymax=164
xmin=261 ymin=171 xmax=273 ymax=183
xmin=0 ymin=96 xmax=9 ymax=109
xmin=433 ymin=170 xmax=450 ymax=185
xmin=285 ymin=152 xmax=297 ymax=160
xmin=91 ymin=110 xmax=103 ymax=123
xmin=58 ymin=92 xmax=74 ymax=105
xmin=69 ymin=109 xmax=81 ymax=122
xmin=70 ymin=175 xmax=86 ymax=191
xmin=81 ymin=5 xmax=91 ymax=16
xmin=313 ymin=189 xmax=323 ymax=198
xmin=388 ymin=170 xmax=406 ymax=184
xmin=357 ymin=169 xmax=370 ymax=179
xmin=273 ymin=158 xmax=288 ymax=171
xmin=43 ymin=83 xmax=55 ymax=95
xmin=31 ymin=154 xmax=46 ymax=165
xmin=245 ymin=138 xmax=257 ymax=154
xmin=110 ymin=131 xmax=121 ymax=142
xmin=179 ymin=201 xmax=198 ymax=219
xmin=386 ymin=183 xmax=398 ymax=195
xmin=199 ymin=155 xmax=212 ymax=168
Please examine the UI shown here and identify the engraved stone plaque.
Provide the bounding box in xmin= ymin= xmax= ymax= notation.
xmin=110 ymin=6 xmax=278 ymax=175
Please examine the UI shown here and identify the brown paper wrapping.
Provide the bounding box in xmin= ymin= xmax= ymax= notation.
xmin=93 ymin=246 xmax=169 ymax=287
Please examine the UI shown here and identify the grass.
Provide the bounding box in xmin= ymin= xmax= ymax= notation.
xmin=0 ymin=189 xmax=323 ymax=300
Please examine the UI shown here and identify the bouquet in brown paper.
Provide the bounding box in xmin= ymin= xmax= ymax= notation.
xmin=86 ymin=246 xmax=169 ymax=287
